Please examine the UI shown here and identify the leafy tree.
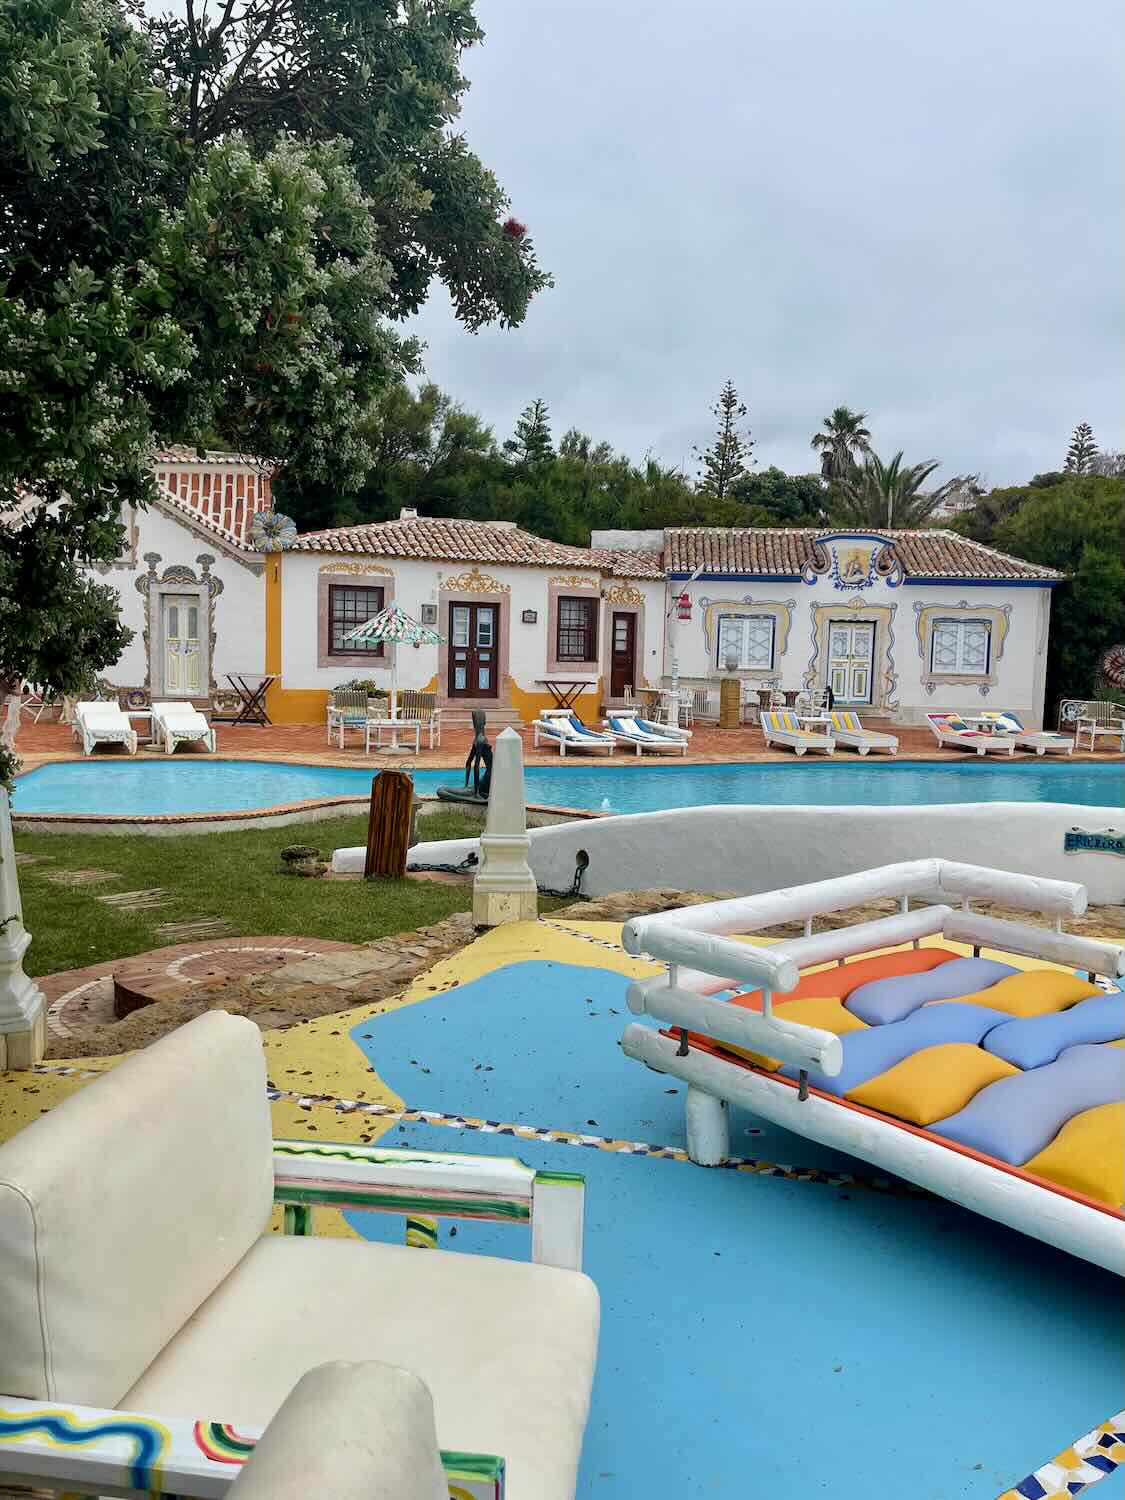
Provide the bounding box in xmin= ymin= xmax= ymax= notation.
xmin=810 ymin=406 xmax=871 ymax=482
xmin=140 ymin=0 xmax=549 ymax=330
xmin=1 ymin=0 xmax=544 ymax=745
xmin=992 ymin=477 xmax=1125 ymax=707
xmin=694 ymin=380 xmax=754 ymax=501
xmin=1090 ymin=450 xmax=1125 ymax=478
xmin=504 ymin=399 xmax=554 ymax=466
xmin=830 ymin=452 xmax=967 ymax=529
xmin=1064 ymin=422 xmax=1098 ymax=475
xmin=729 ymin=467 xmax=826 ymax=526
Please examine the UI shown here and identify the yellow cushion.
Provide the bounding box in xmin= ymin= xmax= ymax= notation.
xmin=845 ymin=1044 xmax=1019 ymax=1125
xmin=926 ymin=971 xmax=1099 ymax=1019
xmin=720 ymin=996 xmax=868 ymax=1071
xmin=1023 ymin=1102 xmax=1125 ymax=1205
xmin=831 ymin=712 xmax=860 ymax=732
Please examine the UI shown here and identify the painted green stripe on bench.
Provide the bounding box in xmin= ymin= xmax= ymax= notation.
xmin=273 ymin=1184 xmax=531 ymax=1220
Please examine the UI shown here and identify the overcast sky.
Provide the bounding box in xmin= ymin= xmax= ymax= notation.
xmin=409 ymin=0 xmax=1123 ymax=486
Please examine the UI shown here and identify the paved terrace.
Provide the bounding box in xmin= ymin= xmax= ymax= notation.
xmin=14 ymin=718 xmax=1122 ymax=775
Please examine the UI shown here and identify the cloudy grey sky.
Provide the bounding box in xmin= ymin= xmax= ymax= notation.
xmin=410 ymin=0 xmax=1124 ymax=486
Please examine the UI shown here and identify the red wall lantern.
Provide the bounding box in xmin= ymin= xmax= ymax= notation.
xmin=675 ymin=592 xmax=692 ymax=621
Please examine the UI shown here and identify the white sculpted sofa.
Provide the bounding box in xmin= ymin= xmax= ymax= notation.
xmin=0 ymin=1012 xmax=598 ymax=1499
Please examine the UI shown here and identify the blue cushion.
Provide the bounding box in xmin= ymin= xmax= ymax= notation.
xmin=982 ymin=992 xmax=1125 ymax=1069
xmin=844 ymin=957 xmax=1019 ymax=1026
xmin=781 ymin=1003 xmax=1007 ymax=1096
xmin=931 ymin=1044 xmax=1125 ymax=1165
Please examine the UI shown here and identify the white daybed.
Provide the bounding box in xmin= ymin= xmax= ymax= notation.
xmin=151 ymin=700 xmax=217 ymax=754
xmin=618 ymin=861 xmax=1125 ymax=1275
xmin=0 ymin=1012 xmax=598 ymax=1500
xmin=979 ymin=711 xmax=1073 ymax=756
xmin=926 ymin=710 xmax=1015 ymax=756
xmin=761 ymin=709 xmax=835 ymax=756
xmin=72 ymin=699 xmax=137 ymax=756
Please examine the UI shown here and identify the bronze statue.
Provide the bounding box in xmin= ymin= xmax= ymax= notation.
xmin=436 ymin=709 xmax=492 ymax=804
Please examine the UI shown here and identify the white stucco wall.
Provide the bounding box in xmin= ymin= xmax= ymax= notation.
xmin=668 ymin=559 xmax=1053 ymax=725
xmin=400 ymin=801 xmax=1125 ymax=906
xmin=92 ymin=502 xmax=264 ymax=694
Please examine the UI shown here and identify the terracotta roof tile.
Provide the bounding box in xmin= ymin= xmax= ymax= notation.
xmin=291 ymin=516 xmax=664 ymax=578
xmin=153 ymin=446 xmax=272 ymax=470
xmin=665 ymin=527 xmax=1062 ymax=581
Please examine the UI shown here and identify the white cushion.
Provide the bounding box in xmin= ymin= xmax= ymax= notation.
xmin=0 ymin=1012 xmax=273 ymax=1407
xmin=76 ymin=701 xmax=121 ymax=720
xmin=125 ymin=1235 xmax=599 ymax=1500
xmin=230 ymin=1361 xmax=447 ymax=1500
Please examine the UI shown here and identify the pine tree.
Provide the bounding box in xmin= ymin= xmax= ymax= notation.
xmin=1064 ymin=422 xmax=1098 ymax=475
xmin=694 ymin=380 xmax=754 ymax=500
xmin=504 ymin=399 xmax=554 ymax=465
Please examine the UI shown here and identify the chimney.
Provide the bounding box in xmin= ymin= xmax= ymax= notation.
xmin=399 ymin=506 xmax=419 ymax=521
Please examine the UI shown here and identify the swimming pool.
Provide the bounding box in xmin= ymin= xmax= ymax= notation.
xmin=13 ymin=757 xmax=1123 ymax=817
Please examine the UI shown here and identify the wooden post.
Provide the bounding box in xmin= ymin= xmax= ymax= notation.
xmin=364 ymin=770 xmax=414 ymax=879
xmin=719 ymin=676 xmax=740 ymax=730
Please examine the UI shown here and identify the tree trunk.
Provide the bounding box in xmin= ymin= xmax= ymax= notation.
xmin=0 ymin=683 xmax=21 ymax=753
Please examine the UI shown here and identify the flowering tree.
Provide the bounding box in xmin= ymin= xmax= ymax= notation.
xmin=0 ymin=0 xmax=546 ymax=753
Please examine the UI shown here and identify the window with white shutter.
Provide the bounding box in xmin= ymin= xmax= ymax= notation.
xmin=930 ymin=618 xmax=991 ymax=675
xmin=717 ymin=614 xmax=775 ymax=670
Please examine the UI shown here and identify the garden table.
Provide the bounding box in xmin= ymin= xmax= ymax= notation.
xmin=213 ymin=673 xmax=275 ymax=726
xmin=537 ymin=678 xmax=595 ymax=711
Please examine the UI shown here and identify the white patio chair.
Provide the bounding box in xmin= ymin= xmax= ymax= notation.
xmin=1072 ymin=700 xmax=1125 ymax=752
xmin=72 ymin=699 xmax=138 ymax=756
xmin=398 ymin=689 xmax=441 ymax=748
xmin=151 ymin=700 xmax=216 ymax=754
xmin=326 ymin=688 xmax=370 ymax=747
xmin=0 ymin=1012 xmax=598 ymax=1500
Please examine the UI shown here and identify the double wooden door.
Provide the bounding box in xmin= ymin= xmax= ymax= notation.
xmin=448 ymin=602 xmax=499 ymax=698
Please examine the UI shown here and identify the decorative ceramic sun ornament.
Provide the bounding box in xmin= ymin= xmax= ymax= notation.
xmin=249 ymin=510 xmax=297 ymax=552
xmin=1100 ymin=643 xmax=1125 ymax=692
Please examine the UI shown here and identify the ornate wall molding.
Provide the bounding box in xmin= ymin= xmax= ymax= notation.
xmin=318 ymin=561 xmax=393 ymax=576
xmin=605 ymin=583 xmax=645 ymax=606
xmin=914 ymin=599 xmax=1011 ymax=697
xmin=439 ymin=567 xmax=510 ymax=594
xmin=549 ymin=574 xmax=598 ymax=589
xmin=134 ymin=552 xmax=224 ymax=696
xmin=698 ymin=595 xmax=796 ymax=674
xmin=804 ymin=597 xmax=899 ymax=709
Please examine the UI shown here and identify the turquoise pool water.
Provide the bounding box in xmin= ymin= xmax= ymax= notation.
xmin=13 ymin=757 xmax=1123 ymax=816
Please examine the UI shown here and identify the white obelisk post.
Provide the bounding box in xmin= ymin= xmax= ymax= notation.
xmin=472 ymin=727 xmax=538 ymax=927
xmin=0 ymin=790 xmax=46 ymax=1069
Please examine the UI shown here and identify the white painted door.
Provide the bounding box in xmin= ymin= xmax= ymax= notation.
xmin=828 ymin=620 xmax=875 ymax=703
xmin=163 ymin=595 xmax=202 ymax=695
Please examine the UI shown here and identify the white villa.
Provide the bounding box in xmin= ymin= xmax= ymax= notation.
xmin=86 ymin=452 xmax=1064 ymax=727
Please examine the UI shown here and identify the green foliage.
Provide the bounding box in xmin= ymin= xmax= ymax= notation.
xmin=729 ymin=467 xmax=826 ymax=525
xmin=829 ymin=451 xmax=966 ymax=529
xmin=694 ymin=380 xmax=753 ymax=501
xmin=1 ymin=0 xmax=543 ymax=706
xmin=504 ymin=398 xmax=554 ymax=466
xmin=810 ymin=406 xmax=871 ymax=482
xmin=1064 ymin=421 xmax=1098 ymax=476
xmin=988 ymin=477 xmax=1125 ymax=707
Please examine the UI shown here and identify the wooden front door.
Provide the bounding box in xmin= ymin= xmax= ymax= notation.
xmin=610 ymin=611 xmax=637 ymax=698
xmin=162 ymin=594 xmax=202 ymax=696
xmin=448 ymin=602 xmax=499 ymax=698
xmin=828 ymin=620 xmax=875 ymax=703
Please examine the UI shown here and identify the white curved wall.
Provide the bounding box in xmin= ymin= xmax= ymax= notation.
xmin=393 ymin=801 xmax=1125 ymax=905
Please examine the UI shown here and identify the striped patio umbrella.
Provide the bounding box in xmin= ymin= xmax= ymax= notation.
xmin=343 ymin=604 xmax=442 ymax=719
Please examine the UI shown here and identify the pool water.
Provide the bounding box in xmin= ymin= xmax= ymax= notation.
xmin=13 ymin=757 xmax=1123 ymax=816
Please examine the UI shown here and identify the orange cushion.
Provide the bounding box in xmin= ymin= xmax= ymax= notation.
xmin=728 ymin=946 xmax=958 ymax=1014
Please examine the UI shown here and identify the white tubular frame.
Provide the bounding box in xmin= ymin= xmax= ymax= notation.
xmin=0 ymin=1395 xmax=504 ymax=1499
xmin=621 ymin=1024 xmax=1125 ymax=1276
xmin=272 ymin=1137 xmax=586 ymax=1272
xmin=942 ymin=912 xmax=1125 ymax=978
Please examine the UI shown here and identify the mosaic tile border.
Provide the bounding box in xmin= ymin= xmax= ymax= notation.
xmin=998 ymin=1411 xmax=1125 ymax=1498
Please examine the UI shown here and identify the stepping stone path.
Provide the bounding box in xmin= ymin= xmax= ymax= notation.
xmin=44 ymin=868 xmax=120 ymax=888
xmin=97 ymin=888 xmax=172 ymax=911
xmin=154 ymin=917 xmax=235 ymax=940
xmin=13 ymin=853 xmax=52 ymax=866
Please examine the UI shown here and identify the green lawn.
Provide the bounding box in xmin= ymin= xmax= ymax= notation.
xmin=14 ymin=811 xmax=486 ymax=977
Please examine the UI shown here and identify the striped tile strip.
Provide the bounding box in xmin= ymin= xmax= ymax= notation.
xmin=997 ymin=1412 xmax=1125 ymax=1499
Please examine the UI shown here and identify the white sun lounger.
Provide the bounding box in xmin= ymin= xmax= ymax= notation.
xmin=151 ymin=700 xmax=217 ymax=754
xmin=72 ymin=700 xmax=138 ymax=756
xmin=926 ymin=711 xmax=1015 ymax=757
xmin=761 ymin=709 xmax=835 ymax=757
xmin=604 ymin=715 xmax=688 ymax=756
xmin=827 ymin=711 xmax=898 ymax=756
xmin=633 ymin=715 xmax=692 ymax=742
xmin=980 ymin=711 xmax=1073 ymax=756
xmin=532 ymin=710 xmax=616 ymax=756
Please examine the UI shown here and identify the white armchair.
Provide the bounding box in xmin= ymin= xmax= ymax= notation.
xmin=0 ymin=1012 xmax=597 ymax=1500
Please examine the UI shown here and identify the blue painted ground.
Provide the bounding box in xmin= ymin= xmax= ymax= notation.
xmin=14 ymin=755 xmax=1122 ymax=816
xmin=348 ymin=960 xmax=1124 ymax=1499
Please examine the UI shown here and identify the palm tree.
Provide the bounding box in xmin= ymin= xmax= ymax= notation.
xmin=810 ymin=406 xmax=872 ymax=481
xmin=831 ymin=451 xmax=967 ymax=529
